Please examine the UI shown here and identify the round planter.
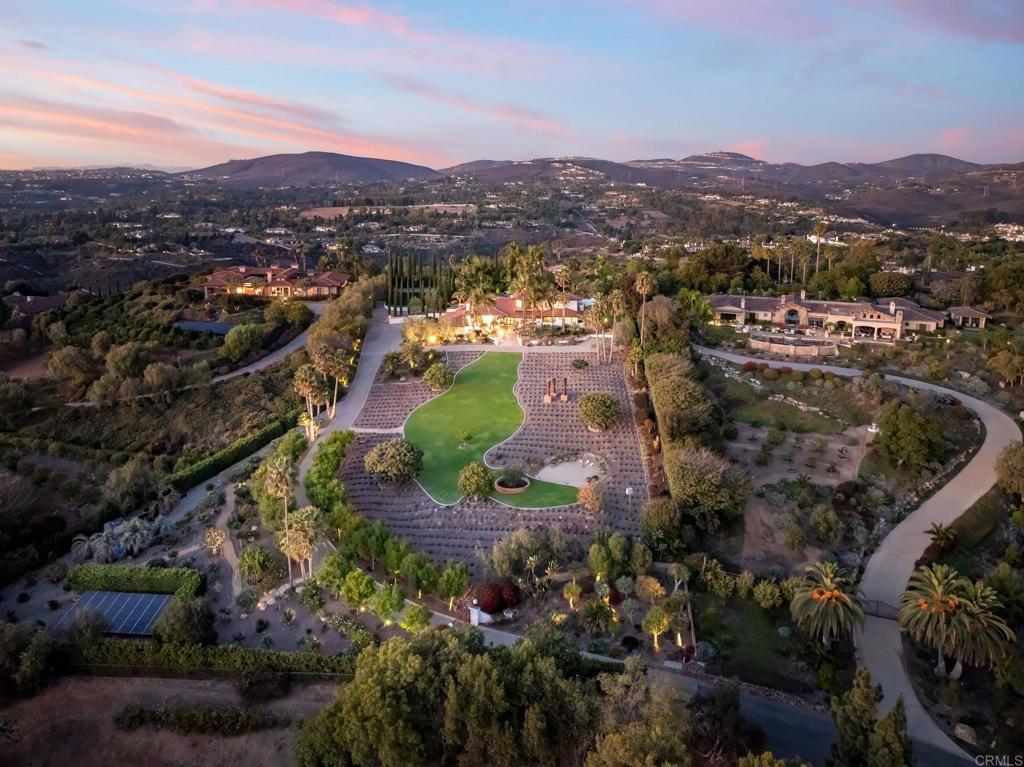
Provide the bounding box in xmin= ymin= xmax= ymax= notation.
xmin=586 ymin=424 xmax=607 ymax=433
xmin=494 ymin=477 xmax=530 ymax=495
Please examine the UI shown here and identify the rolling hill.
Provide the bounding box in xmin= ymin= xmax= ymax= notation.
xmin=182 ymin=151 xmax=441 ymax=186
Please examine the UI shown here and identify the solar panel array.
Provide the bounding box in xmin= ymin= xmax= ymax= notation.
xmin=56 ymin=591 xmax=173 ymax=636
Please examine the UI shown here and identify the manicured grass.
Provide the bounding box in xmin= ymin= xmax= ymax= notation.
xmin=404 ymin=352 xmax=578 ymax=508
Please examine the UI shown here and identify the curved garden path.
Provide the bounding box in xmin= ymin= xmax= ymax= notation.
xmin=696 ymin=344 xmax=1021 ymax=759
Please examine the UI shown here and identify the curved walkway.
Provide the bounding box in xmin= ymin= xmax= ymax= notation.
xmin=294 ymin=304 xmax=402 ymax=509
xmin=697 ymin=345 xmax=1021 ymax=758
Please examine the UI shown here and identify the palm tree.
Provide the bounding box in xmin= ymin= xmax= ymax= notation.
xmin=264 ymin=456 xmax=295 ymax=585
xmin=813 ymin=221 xmax=827 ymax=274
xmin=634 ymin=272 xmax=654 ymax=346
xmin=927 ymin=522 xmax=957 ymax=553
xmin=119 ymin=518 xmax=153 ymax=557
xmin=555 ymin=269 xmax=572 ymax=328
xmin=563 ymin=578 xmax=582 ymax=610
xmin=291 ymin=506 xmax=322 ymax=579
xmin=790 ymin=561 xmax=864 ymax=644
xmin=277 ymin=528 xmax=306 ymax=586
xmin=949 ymin=580 xmax=1016 ymax=679
xmin=609 ymin=288 xmax=627 ymax=355
xmin=581 ymin=598 xmax=616 ymax=636
xmin=898 ymin=563 xmax=966 ymax=677
xmin=294 ymin=364 xmax=323 ymax=420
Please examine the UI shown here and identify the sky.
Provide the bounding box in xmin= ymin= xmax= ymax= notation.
xmin=1 ymin=0 xmax=1022 ymax=170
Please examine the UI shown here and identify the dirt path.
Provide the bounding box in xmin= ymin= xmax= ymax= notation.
xmin=3 ymin=676 xmax=338 ymax=767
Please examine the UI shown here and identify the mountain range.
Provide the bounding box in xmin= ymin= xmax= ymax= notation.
xmin=165 ymin=149 xmax=1024 ymax=225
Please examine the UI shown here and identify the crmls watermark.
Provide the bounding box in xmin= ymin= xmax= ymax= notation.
xmin=975 ymin=756 xmax=1024 ymax=767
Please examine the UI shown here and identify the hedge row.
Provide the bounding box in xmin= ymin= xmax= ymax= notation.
xmin=168 ymin=410 xmax=300 ymax=492
xmin=305 ymin=431 xmax=355 ymax=510
xmin=63 ymin=639 xmax=356 ymax=677
xmin=326 ymin=613 xmax=376 ymax=652
xmin=115 ymin=703 xmax=288 ymax=735
xmin=66 ymin=564 xmax=203 ymax=599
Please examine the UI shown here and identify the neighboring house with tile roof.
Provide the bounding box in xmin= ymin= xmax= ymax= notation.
xmin=948 ymin=306 xmax=990 ymax=329
xmin=203 ymin=265 xmax=349 ymax=299
xmin=2 ymin=292 xmax=67 ymax=317
xmin=706 ymin=291 xmax=948 ymax=341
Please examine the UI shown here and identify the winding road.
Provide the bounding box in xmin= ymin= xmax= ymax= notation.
xmin=696 ymin=345 xmax=1021 ymax=760
xmin=212 ymin=300 xmax=327 ymax=384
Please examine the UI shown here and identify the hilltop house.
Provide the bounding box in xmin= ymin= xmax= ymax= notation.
xmin=707 ymin=292 xmax=948 ymax=341
xmin=203 ymin=265 xmax=349 ymax=300
xmin=443 ymin=291 xmax=587 ymax=334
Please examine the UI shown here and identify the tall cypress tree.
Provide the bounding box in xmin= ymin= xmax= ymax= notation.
xmin=829 ymin=667 xmax=887 ymax=767
xmin=867 ymin=699 xmax=912 ymax=767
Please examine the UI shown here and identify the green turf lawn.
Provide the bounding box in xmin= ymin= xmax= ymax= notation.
xmin=404 ymin=351 xmax=578 ymax=508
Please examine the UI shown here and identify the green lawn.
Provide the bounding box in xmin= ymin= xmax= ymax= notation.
xmin=404 ymin=351 xmax=578 ymax=508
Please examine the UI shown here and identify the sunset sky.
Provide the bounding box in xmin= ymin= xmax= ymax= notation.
xmin=2 ymin=0 xmax=1022 ymax=170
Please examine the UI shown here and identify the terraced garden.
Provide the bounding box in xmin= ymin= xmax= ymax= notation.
xmin=403 ymin=351 xmax=577 ymax=508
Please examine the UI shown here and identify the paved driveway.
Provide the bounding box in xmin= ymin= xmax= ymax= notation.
xmin=697 ymin=345 xmax=1021 ymax=759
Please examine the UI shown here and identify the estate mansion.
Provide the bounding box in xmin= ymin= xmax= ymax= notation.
xmin=708 ymin=292 xmax=987 ymax=341
xmin=444 ymin=291 xmax=587 ymax=333
xmin=203 ymin=265 xmax=349 ymax=300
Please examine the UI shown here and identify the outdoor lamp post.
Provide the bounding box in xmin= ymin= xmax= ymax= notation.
xmin=625 ymin=486 xmax=634 ymax=515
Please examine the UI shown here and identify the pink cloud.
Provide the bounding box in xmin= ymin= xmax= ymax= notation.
xmin=0 ymin=94 xmax=253 ymax=164
xmin=859 ymin=0 xmax=1024 ymax=45
xmin=51 ymin=72 xmax=440 ymax=164
xmin=235 ymin=0 xmax=433 ymax=43
xmin=728 ymin=139 xmax=769 ymax=159
xmin=381 ymin=74 xmax=571 ymax=138
xmin=937 ymin=126 xmax=972 ymax=154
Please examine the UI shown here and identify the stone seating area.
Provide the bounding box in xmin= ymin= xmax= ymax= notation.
xmin=485 ymin=352 xmax=648 ymax=536
xmin=352 ymin=350 xmax=483 ymax=430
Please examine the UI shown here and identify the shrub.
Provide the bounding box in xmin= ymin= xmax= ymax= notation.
xmin=741 ymin=361 xmax=757 ymax=373
xmin=783 ymin=523 xmax=805 ymax=552
xmin=753 ymin=580 xmax=783 ymax=610
xmin=423 ymin=362 xmax=454 ymax=391
xmin=363 ymin=439 xmax=424 ymax=483
xmin=153 ymin=599 xmax=216 ymax=645
xmin=664 ymin=446 xmax=750 ymax=533
xmin=760 ymin=367 xmax=780 ymax=381
xmin=115 ymin=703 xmax=288 ymax=735
xmin=64 ymin=638 xmax=356 ymax=676
xmin=457 ymin=461 xmax=494 ymax=501
xmin=325 ymin=614 xmax=376 ymax=651
xmin=578 ymin=393 xmax=621 ymax=431
xmin=735 ymin=570 xmax=755 ymax=598
xmin=305 ymin=431 xmax=354 ymax=510
xmin=169 ymin=413 xmax=300 ymax=492
xmin=577 ymin=480 xmax=602 ymax=513
xmin=810 ymin=505 xmax=843 ymax=545
xmin=66 ymin=564 xmax=202 ymax=599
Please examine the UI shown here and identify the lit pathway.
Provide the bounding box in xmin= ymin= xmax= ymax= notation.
xmin=697 ymin=345 xmax=1021 ymax=759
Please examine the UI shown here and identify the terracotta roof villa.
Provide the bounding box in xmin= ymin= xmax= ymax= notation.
xmin=444 ymin=292 xmax=586 ymax=331
xmin=706 ymin=292 xmax=949 ymax=341
xmin=203 ymin=265 xmax=349 ymax=300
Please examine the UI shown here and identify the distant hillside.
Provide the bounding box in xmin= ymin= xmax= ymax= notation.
xmin=183 ymin=151 xmax=441 ymax=186
xmin=870 ymin=153 xmax=983 ymax=176
xmin=441 ymin=159 xmax=514 ymax=175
